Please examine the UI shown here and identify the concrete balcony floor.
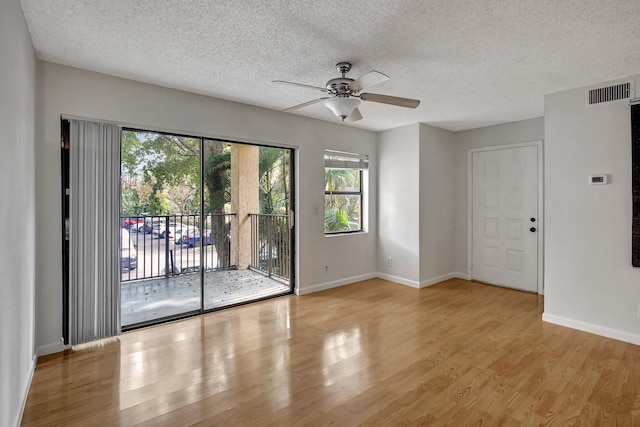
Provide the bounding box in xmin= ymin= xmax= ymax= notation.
xmin=121 ymin=269 xmax=290 ymax=327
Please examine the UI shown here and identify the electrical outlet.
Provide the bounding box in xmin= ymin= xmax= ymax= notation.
xmin=387 ymin=257 xmax=392 ymax=267
xmin=324 ymin=265 xmax=329 ymax=274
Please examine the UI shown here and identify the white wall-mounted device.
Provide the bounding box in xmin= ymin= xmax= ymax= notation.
xmin=589 ymin=174 xmax=608 ymax=185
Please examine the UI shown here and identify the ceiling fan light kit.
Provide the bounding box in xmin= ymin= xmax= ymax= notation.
xmin=273 ymin=62 xmax=420 ymax=123
xmin=325 ymin=97 xmax=361 ymax=122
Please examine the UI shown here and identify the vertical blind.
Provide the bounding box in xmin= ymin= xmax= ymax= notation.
xmin=69 ymin=119 xmax=121 ymax=344
xmin=324 ymin=150 xmax=369 ymax=170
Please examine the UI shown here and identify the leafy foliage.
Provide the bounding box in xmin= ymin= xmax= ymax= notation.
xmin=120 ymin=132 xmax=292 ymax=269
xmin=324 ymin=168 xmax=361 ymax=233
xmin=259 ymin=147 xmax=289 ymax=215
xmin=324 ymin=207 xmax=351 ymax=232
xmin=203 ymin=145 xmax=231 ymax=212
xmin=120 ymin=131 xmax=200 ymax=216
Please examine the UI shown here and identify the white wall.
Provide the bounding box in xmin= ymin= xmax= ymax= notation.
xmin=0 ymin=1 xmax=37 ymax=425
xmin=419 ymin=124 xmax=457 ymax=284
xmin=453 ymin=118 xmax=545 ymax=274
xmin=377 ymin=124 xmax=421 ymax=285
xmin=36 ymin=62 xmax=378 ymax=351
xmin=377 ymin=123 xmax=458 ymax=287
xmin=543 ymin=77 xmax=640 ymax=343
xmin=377 ymin=119 xmax=543 ymax=289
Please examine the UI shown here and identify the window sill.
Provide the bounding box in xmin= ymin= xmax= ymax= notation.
xmin=324 ymin=230 xmax=368 ymax=237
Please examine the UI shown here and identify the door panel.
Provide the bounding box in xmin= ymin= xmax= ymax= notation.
xmin=119 ymin=131 xmax=294 ymax=329
xmin=471 ymin=146 xmax=538 ymax=292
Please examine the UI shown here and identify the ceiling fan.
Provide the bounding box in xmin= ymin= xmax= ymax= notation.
xmin=273 ymin=62 xmax=420 ymax=122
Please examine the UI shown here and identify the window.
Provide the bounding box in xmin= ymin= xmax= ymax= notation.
xmin=324 ymin=150 xmax=368 ymax=234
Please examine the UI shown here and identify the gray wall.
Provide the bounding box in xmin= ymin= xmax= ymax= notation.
xmin=7 ymin=4 xmax=639 ymax=422
xmin=0 ymin=1 xmax=37 ymax=426
xmin=35 ymin=62 xmax=379 ymax=352
xmin=543 ymin=76 xmax=640 ymax=343
xmin=419 ymin=123 xmax=456 ymax=284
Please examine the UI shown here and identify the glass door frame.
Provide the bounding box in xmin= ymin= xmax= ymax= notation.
xmin=117 ymin=128 xmax=295 ymax=331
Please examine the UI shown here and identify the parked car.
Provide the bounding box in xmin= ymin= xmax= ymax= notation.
xmin=154 ymin=222 xmax=183 ymax=239
xmin=134 ymin=221 xmax=152 ymax=233
xmin=121 ymin=218 xmax=143 ymax=229
xmin=120 ymin=228 xmax=137 ymax=270
xmin=183 ymin=229 xmax=212 ymax=247
xmin=158 ymin=222 xmax=175 ymax=239
xmin=158 ymin=222 xmax=187 ymax=239
xmin=135 ymin=218 xmax=164 ymax=234
xmin=175 ymin=226 xmax=197 ymax=244
xmin=151 ymin=220 xmax=167 ymax=235
xmin=171 ymin=226 xmax=193 ymax=243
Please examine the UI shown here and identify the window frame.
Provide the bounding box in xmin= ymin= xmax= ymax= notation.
xmin=323 ymin=150 xmax=367 ymax=235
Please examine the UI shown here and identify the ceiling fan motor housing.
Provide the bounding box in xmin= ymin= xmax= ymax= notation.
xmin=326 ymin=77 xmax=355 ymax=95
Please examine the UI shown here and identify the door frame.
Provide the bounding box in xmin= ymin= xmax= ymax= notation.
xmin=466 ymin=140 xmax=544 ymax=294
xmin=61 ymin=117 xmax=299 ymax=337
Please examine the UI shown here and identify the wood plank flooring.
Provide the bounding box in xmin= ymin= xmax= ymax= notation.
xmin=22 ymin=278 xmax=640 ymax=426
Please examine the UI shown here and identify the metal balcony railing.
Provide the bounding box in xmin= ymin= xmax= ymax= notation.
xmin=248 ymin=213 xmax=290 ymax=281
xmin=120 ymin=213 xmax=235 ymax=283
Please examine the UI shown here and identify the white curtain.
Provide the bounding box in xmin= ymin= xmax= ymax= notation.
xmin=69 ymin=119 xmax=121 ymax=345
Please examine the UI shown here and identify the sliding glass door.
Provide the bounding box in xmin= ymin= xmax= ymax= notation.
xmin=119 ymin=131 xmax=203 ymax=326
xmin=119 ymin=130 xmax=293 ymax=329
xmin=202 ymin=142 xmax=292 ymax=310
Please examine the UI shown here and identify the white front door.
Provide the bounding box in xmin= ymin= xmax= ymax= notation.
xmin=471 ymin=145 xmax=539 ymax=292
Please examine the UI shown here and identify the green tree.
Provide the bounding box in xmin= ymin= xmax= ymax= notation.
xmin=259 ymin=147 xmax=289 ymax=215
xmin=120 ymin=133 xmax=295 ymax=269
xmin=203 ymin=141 xmax=232 ymax=268
xmin=121 ymin=187 xmax=142 ymax=216
xmin=324 ymin=168 xmax=361 ymax=232
xmin=121 ymin=131 xmax=200 ymax=216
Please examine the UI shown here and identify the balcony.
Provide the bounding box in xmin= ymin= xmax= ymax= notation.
xmin=120 ymin=213 xmax=291 ymax=327
xmin=248 ymin=213 xmax=290 ymax=281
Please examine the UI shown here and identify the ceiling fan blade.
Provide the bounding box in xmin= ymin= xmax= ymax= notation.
xmin=282 ymin=97 xmax=330 ymax=112
xmin=360 ymin=93 xmax=420 ymax=109
xmin=272 ymin=80 xmax=327 ymax=92
xmin=347 ymin=107 xmax=363 ymax=122
xmin=347 ymin=71 xmax=389 ymax=92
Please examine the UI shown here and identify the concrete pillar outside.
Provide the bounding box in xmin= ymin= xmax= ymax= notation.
xmin=230 ymin=144 xmax=259 ymax=269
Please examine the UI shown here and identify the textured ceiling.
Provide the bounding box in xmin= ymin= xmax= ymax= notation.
xmin=19 ymin=0 xmax=640 ymax=131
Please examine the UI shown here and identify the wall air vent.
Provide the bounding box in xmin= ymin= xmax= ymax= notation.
xmin=586 ymin=81 xmax=635 ymax=107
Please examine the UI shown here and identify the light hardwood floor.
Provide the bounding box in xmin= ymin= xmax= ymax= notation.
xmin=22 ymin=278 xmax=640 ymax=426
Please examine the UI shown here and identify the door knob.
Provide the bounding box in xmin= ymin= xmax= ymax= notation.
xmin=530 ymin=217 xmax=536 ymax=222
xmin=530 ymin=227 xmax=536 ymax=232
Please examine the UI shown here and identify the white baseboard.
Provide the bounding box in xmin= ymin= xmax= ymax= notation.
xmin=15 ymin=353 xmax=37 ymax=427
xmin=376 ymin=272 xmax=469 ymax=289
xmin=37 ymin=339 xmax=66 ymax=357
xmin=296 ymin=273 xmax=377 ymax=295
xmin=542 ymin=312 xmax=640 ymax=346
xmin=420 ymin=272 xmax=468 ymax=288
xmin=296 ymin=271 xmax=471 ymax=296
xmin=375 ymin=273 xmax=420 ymax=288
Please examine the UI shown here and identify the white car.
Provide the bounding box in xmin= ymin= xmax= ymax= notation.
xmin=158 ymin=222 xmax=181 ymax=239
